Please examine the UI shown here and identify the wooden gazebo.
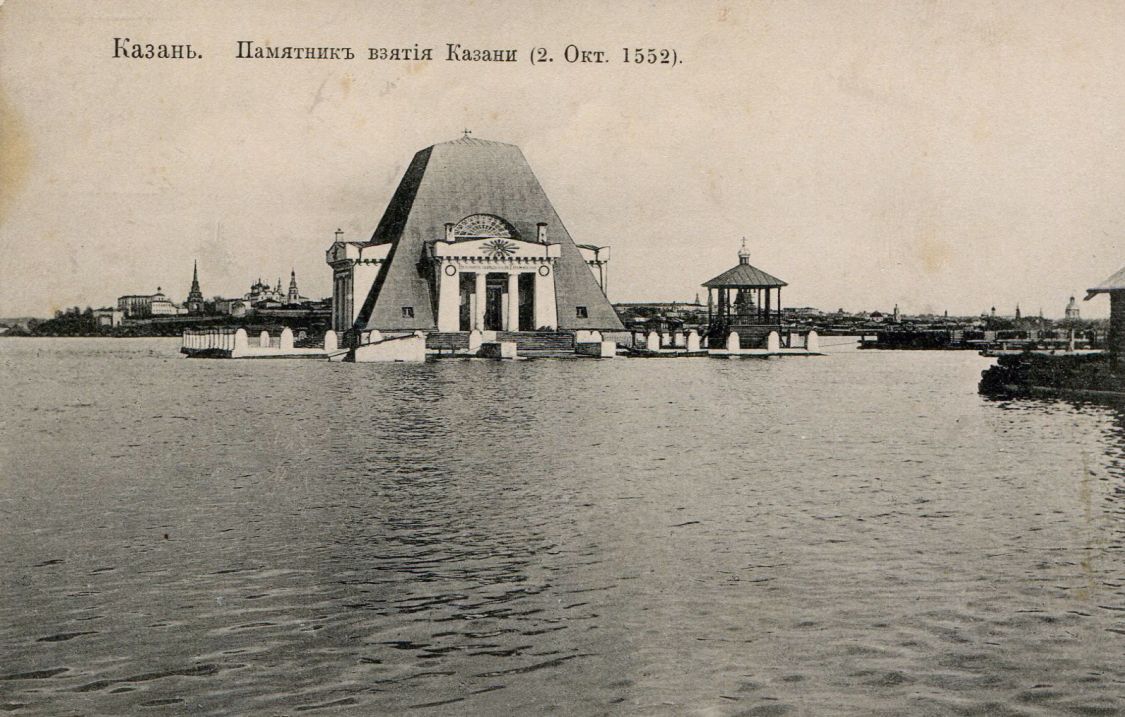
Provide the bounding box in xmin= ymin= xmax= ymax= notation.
xmin=703 ymin=242 xmax=787 ymax=346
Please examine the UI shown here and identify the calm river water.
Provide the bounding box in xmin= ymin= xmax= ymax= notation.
xmin=0 ymin=338 xmax=1122 ymax=716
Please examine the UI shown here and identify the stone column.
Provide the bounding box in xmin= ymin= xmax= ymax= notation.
xmin=343 ymin=273 xmax=354 ymax=331
xmin=505 ymin=272 xmax=520 ymax=331
xmin=348 ymin=273 xmax=356 ymax=328
xmin=473 ymin=272 xmax=487 ymax=330
xmin=437 ymin=264 xmax=460 ymax=332
xmin=340 ymin=275 xmax=348 ymax=331
xmin=533 ymin=265 xmax=557 ymax=329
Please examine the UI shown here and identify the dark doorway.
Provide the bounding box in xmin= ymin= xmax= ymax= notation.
xmin=484 ymin=276 xmax=505 ymax=331
xmin=518 ymin=273 xmax=535 ymax=331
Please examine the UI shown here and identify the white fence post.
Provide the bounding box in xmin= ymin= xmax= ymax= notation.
xmin=767 ymin=331 xmax=780 ymax=352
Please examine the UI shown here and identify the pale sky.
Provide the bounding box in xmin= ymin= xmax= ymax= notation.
xmin=1 ymin=0 xmax=1122 ymax=318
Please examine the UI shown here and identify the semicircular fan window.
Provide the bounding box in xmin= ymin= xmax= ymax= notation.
xmin=453 ymin=214 xmax=519 ymax=240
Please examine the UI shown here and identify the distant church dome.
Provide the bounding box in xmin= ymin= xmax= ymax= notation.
xmin=1065 ymin=295 xmax=1080 ymax=320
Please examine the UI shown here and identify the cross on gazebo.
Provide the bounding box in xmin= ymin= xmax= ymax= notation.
xmin=462 ymin=128 xmax=472 ymax=138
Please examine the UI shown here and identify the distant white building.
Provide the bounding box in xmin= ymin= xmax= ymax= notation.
xmin=92 ymin=308 xmax=124 ymax=327
xmin=240 ymin=272 xmax=312 ymax=307
xmin=116 ymin=288 xmax=186 ymax=318
xmin=212 ymin=271 xmax=314 ymax=317
xmin=214 ymin=298 xmax=248 ymax=317
xmin=1065 ymin=296 xmax=1080 ymax=320
xmin=243 ymin=277 xmax=286 ymax=305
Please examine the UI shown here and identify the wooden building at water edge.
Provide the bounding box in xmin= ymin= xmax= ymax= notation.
xmin=1085 ymin=264 xmax=1125 ymax=365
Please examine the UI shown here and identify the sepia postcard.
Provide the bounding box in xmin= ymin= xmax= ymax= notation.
xmin=1 ymin=1 xmax=1122 ymax=715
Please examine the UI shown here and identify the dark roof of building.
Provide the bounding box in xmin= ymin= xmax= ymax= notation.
xmin=1085 ymin=265 xmax=1125 ymax=299
xmin=356 ymin=137 xmax=624 ymax=331
xmin=702 ymin=262 xmax=787 ymax=288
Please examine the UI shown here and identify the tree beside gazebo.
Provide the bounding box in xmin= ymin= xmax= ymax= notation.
xmin=703 ymin=240 xmax=787 ymax=348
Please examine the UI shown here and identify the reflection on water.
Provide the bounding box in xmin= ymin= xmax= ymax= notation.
xmin=0 ymin=338 xmax=1122 ymax=715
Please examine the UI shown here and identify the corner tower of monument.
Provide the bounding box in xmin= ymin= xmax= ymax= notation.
xmin=328 ymin=137 xmax=622 ymax=334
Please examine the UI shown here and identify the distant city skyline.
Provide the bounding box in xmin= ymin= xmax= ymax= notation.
xmin=1 ymin=252 xmax=1103 ymax=321
xmin=1 ymin=1 xmax=1120 ymax=318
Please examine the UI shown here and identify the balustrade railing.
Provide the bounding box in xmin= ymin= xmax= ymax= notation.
xmin=181 ymin=329 xmax=237 ymax=352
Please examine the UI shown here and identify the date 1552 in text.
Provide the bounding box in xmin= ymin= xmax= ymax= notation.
xmin=530 ymin=46 xmax=680 ymax=66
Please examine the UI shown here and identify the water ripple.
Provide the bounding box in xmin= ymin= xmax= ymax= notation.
xmin=0 ymin=339 xmax=1122 ymax=715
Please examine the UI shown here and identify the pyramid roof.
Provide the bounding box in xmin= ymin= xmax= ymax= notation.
xmin=356 ymin=138 xmax=623 ymax=331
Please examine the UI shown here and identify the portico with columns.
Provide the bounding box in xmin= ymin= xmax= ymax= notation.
xmin=430 ymin=214 xmax=561 ymax=332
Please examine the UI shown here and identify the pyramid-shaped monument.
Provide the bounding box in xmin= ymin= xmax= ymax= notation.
xmin=340 ymin=137 xmax=623 ymax=333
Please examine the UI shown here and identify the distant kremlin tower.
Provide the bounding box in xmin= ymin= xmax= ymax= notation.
xmin=176 ymin=262 xmax=314 ymax=317
xmin=185 ymin=261 xmax=205 ymax=314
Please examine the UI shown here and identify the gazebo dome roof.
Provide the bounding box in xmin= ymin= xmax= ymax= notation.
xmin=703 ymin=262 xmax=787 ymax=289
